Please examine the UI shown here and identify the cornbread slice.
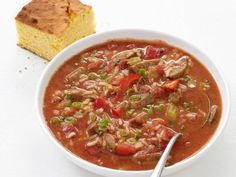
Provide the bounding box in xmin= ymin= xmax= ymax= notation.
xmin=15 ymin=0 xmax=95 ymax=60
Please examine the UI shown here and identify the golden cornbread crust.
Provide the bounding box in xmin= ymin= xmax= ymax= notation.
xmin=15 ymin=0 xmax=91 ymax=36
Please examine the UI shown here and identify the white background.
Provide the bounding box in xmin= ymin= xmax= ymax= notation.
xmin=0 ymin=0 xmax=236 ymax=176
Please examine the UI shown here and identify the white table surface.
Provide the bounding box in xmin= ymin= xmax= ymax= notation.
xmin=1 ymin=0 xmax=236 ymax=176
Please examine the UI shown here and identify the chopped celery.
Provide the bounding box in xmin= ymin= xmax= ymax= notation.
xmin=153 ymin=104 xmax=164 ymax=112
xmin=114 ymin=58 xmax=121 ymax=64
xmin=130 ymin=95 xmax=142 ymax=101
xmin=65 ymin=116 xmax=77 ymax=125
xmin=71 ymin=102 xmax=82 ymax=108
xmin=64 ymin=94 xmax=73 ymax=101
xmin=183 ymin=75 xmax=191 ymax=83
xmin=143 ymin=107 xmax=152 ymax=114
xmin=120 ymin=130 xmax=129 ymax=137
xmin=126 ymin=88 xmax=135 ymax=96
xmin=166 ymin=103 xmax=179 ymax=122
xmin=127 ymin=109 xmax=135 ymax=116
xmin=100 ymin=73 xmax=108 ymax=80
xmin=88 ymin=72 xmax=99 ymax=79
xmin=50 ymin=116 xmax=63 ymax=126
xmin=134 ymin=129 xmax=141 ymax=139
xmin=127 ymin=137 xmax=136 ymax=144
xmin=99 ymin=118 xmax=109 ymax=128
xmin=127 ymin=57 xmax=142 ymax=65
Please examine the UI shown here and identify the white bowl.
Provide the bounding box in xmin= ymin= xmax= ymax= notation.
xmin=36 ymin=29 xmax=230 ymax=177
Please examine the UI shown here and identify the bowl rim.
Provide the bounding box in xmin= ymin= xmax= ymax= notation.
xmin=35 ymin=28 xmax=230 ymax=175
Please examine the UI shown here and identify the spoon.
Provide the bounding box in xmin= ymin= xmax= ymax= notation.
xmin=150 ymin=133 xmax=182 ymax=177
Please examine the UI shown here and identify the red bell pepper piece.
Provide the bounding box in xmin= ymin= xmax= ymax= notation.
xmin=155 ymin=86 xmax=169 ymax=98
xmin=111 ymin=108 xmax=122 ymax=118
xmin=116 ymin=143 xmax=136 ymax=155
xmin=119 ymin=73 xmax=140 ymax=95
xmin=94 ymin=98 xmax=110 ymax=111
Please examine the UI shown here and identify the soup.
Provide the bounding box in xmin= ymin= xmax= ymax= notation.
xmin=43 ymin=40 xmax=221 ymax=170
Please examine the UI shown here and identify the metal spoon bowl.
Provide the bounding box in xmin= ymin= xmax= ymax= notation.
xmin=150 ymin=133 xmax=182 ymax=177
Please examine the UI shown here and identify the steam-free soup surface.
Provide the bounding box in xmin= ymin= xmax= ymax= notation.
xmin=44 ymin=40 xmax=221 ymax=170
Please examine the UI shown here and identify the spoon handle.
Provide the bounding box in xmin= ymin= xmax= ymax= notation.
xmin=150 ymin=133 xmax=182 ymax=177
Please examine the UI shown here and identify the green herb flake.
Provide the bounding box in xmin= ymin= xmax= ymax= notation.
xmin=65 ymin=95 xmax=73 ymax=101
xmin=138 ymin=69 xmax=147 ymax=77
xmin=99 ymin=118 xmax=109 ymax=128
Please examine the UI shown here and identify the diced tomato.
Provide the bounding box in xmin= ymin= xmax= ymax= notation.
xmin=119 ymin=60 xmax=128 ymax=69
xmin=116 ymin=143 xmax=136 ymax=155
xmin=160 ymin=140 xmax=168 ymax=151
xmin=87 ymin=60 xmax=104 ymax=71
xmin=94 ymin=98 xmax=110 ymax=111
xmin=85 ymin=145 xmax=101 ymax=155
xmin=165 ymin=127 xmax=176 ymax=138
xmin=111 ymin=108 xmax=122 ymax=118
xmin=155 ymin=86 xmax=169 ymax=98
xmin=119 ymin=73 xmax=140 ymax=95
xmin=156 ymin=64 xmax=164 ymax=76
xmin=144 ymin=46 xmax=165 ymax=59
xmin=162 ymin=80 xmax=180 ymax=92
